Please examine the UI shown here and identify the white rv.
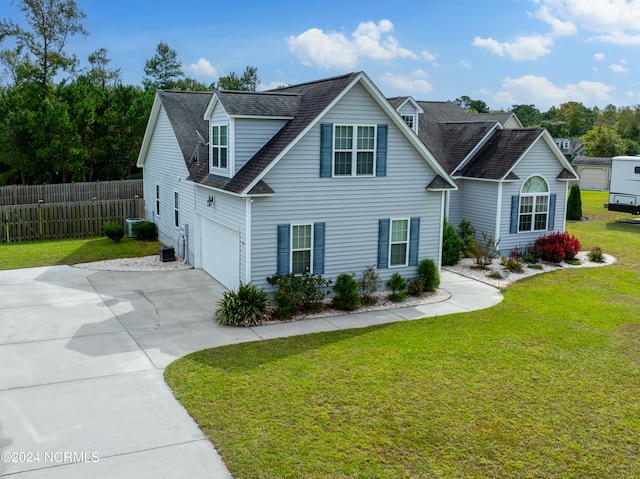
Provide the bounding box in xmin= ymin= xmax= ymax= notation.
xmin=607 ymin=156 xmax=640 ymax=215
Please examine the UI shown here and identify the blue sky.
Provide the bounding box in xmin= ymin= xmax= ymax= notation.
xmin=3 ymin=0 xmax=640 ymax=111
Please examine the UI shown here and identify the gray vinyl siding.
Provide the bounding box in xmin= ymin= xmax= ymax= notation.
xmin=141 ymin=107 xmax=194 ymax=263
xmin=193 ymin=186 xmax=248 ymax=283
xmin=498 ymin=140 xmax=569 ymax=254
xmin=234 ymin=118 xmax=288 ymax=172
xmin=457 ymin=180 xmax=499 ymax=242
xmin=250 ymin=83 xmax=444 ymax=290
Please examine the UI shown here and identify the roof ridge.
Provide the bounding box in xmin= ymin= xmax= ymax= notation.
xmin=269 ymin=72 xmax=360 ymax=92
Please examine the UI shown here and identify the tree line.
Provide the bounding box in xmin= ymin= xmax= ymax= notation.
xmin=0 ymin=0 xmax=259 ymax=186
xmin=457 ymin=98 xmax=639 ymax=158
xmin=0 ymin=1 xmax=634 ymax=187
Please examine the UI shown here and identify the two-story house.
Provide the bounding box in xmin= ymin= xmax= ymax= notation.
xmin=137 ymin=72 xmax=455 ymax=290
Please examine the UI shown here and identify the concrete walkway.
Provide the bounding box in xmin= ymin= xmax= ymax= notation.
xmin=0 ymin=266 xmax=501 ymax=478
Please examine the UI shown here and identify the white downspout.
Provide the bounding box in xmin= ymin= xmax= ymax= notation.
xmin=437 ymin=191 xmax=445 ymax=270
xmin=245 ymin=198 xmax=253 ymax=283
xmin=495 ymin=182 xmax=503 ymax=244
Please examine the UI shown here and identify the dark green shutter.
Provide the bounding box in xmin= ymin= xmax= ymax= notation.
xmin=376 ymin=124 xmax=388 ymax=177
xmin=408 ymin=217 xmax=420 ymax=266
xmin=510 ymin=196 xmax=519 ymax=234
xmin=320 ymin=123 xmax=333 ymax=177
xmin=313 ymin=222 xmax=325 ymax=274
xmin=377 ymin=219 xmax=390 ymax=269
xmin=277 ymin=224 xmax=290 ymax=274
xmin=547 ymin=194 xmax=556 ymax=230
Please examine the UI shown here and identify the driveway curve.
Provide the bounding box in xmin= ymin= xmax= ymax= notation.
xmin=0 ymin=266 xmax=501 ymax=477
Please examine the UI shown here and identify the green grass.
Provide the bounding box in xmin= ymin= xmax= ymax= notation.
xmin=165 ymin=190 xmax=640 ymax=478
xmin=0 ymin=236 xmax=163 ymax=270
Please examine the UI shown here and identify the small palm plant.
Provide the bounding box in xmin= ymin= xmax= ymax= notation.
xmin=216 ymin=283 xmax=271 ymax=327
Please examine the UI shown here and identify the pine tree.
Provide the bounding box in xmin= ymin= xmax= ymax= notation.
xmin=567 ymin=184 xmax=583 ymax=220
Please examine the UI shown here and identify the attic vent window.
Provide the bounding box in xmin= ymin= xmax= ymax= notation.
xmin=401 ymin=115 xmax=414 ymax=129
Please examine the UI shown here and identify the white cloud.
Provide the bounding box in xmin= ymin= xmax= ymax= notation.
xmin=421 ymin=50 xmax=437 ymax=62
xmin=287 ymin=19 xmax=417 ymax=69
xmin=472 ymin=34 xmax=555 ymax=61
xmin=494 ymin=74 xmax=612 ymax=109
xmin=593 ymin=52 xmax=605 ymax=61
xmin=186 ymin=58 xmax=217 ymax=78
xmin=609 ymin=63 xmax=628 ymax=72
xmin=609 ymin=58 xmax=628 ymax=72
xmin=535 ymin=1 xmax=640 ymax=45
xmin=379 ymin=70 xmax=433 ymax=94
xmin=460 ymin=59 xmax=472 ymax=68
xmin=472 ymin=2 xmax=577 ymax=61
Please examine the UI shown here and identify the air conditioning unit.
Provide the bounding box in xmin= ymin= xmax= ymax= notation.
xmin=159 ymin=246 xmax=175 ymax=262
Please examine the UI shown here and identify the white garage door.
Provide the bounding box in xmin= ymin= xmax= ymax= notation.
xmin=579 ymin=167 xmax=608 ymax=190
xmin=199 ymin=216 xmax=240 ymax=290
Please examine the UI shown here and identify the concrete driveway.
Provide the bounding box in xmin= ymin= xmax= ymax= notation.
xmin=0 ymin=265 xmax=502 ymax=478
xmin=0 ymin=265 xmax=250 ymax=478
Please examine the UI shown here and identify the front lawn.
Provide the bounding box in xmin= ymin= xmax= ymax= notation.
xmin=165 ymin=191 xmax=640 ymax=479
xmin=0 ymin=236 xmax=163 ymax=270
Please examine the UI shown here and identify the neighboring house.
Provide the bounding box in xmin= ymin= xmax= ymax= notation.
xmin=571 ymin=156 xmax=612 ymax=190
xmin=474 ymin=112 xmax=524 ymax=129
xmin=388 ymin=99 xmax=579 ymax=255
xmin=555 ymin=138 xmax=585 ymax=160
xmin=137 ymin=72 xmax=455 ymax=290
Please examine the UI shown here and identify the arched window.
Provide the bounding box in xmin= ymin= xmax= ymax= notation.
xmin=519 ymin=176 xmax=549 ymax=232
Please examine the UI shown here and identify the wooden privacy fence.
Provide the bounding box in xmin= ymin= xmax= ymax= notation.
xmin=1 ymin=198 xmax=145 ymax=243
xmin=0 ymin=179 xmax=143 ymax=206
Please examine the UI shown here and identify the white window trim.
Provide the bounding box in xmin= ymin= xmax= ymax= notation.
xmin=332 ymin=124 xmax=377 ymax=177
xmin=290 ymin=223 xmax=313 ymax=275
xmin=173 ymin=191 xmax=179 ymax=228
xmin=518 ymin=176 xmax=549 ymax=233
xmin=210 ymin=123 xmax=229 ymax=172
xmin=389 ymin=218 xmax=410 ymax=268
xmin=401 ymin=114 xmax=415 ymax=130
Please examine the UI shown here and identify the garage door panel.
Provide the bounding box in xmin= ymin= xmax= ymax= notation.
xmin=199 ymin=216 xmax=240 ymax=290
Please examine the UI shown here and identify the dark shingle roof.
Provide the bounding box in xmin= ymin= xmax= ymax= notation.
xmin=158 ymin=73 xmax=361 ymax=195
xmin=157 ymin=90 xmax=213 ymax=183
xmin=456 ymin=129 xmax=544 ymax=180
xmin=414 ymin=101 xmax=499 ymax=174
xmin=571 ymin=156 xmax=612 ymax=167
xmin=426 ymin=175 xmax=456 ymax=190
xmin=215 ymin=91 xmax=300 ymax=117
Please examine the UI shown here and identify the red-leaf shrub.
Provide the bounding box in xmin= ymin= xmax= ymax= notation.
xmin=534 ymin=232 xmax=581 ymax=262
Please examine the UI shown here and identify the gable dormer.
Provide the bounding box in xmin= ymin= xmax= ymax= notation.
xmin=388 ymin=96 xmax=423 ymax=133
xmin=203 ymin=91 xmax=299 ymax=178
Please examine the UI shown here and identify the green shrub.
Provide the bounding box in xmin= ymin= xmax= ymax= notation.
xmin=458 ymin=220 xmax=476 ymax=258
xmin=528 ymin=264 xmax=543 ymax=270
xmin=266 ymin=272 xmax=331 ymax=318
xmin=488 ymin=271 xmax=504 ymax=280
xmin=408 ymin=277 xmax=425 ymax=297
xmin=216 ymin=283 xmax=271 ymax=326
xmin=567 ymin=184 xmax=583 ymax=220
xmin=103 ymin=221 xmax=124 ymax=243
xmin=358 ymin=265 xmax=379 ymax=305
xmin=588 ymin=246 xmax=604 ymax=263
xmin=386 ymin=273 xmax=408 ymax=302
xmin=417 ymin=258 xmax=440 ymax=292
xmin=132 ymin=221 xmax=157 ymax=241
xmin=442 ymin=216 xmax=463 ymax=266
xmin=332 ymin=274 xmax=361 ymax=311
xmin=502 ymin=256 xmax=524 ymax=273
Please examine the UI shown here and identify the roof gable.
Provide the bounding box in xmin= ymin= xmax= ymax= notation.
xmin=456 ymin=129 xmax=544 ymax=180
xmin=137 ymin=90 xmax=212 ymax=177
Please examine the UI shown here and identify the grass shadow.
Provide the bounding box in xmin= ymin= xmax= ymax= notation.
xmin=170 ymin=322 xmax=395 ymax=375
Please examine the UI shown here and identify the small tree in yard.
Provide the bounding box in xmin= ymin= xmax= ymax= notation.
xmin=442 ymin=216 xmax=463 ymax=266
xmin=567 ymin=184 xmax=583 ymax=220
xmin=332 ymin=273 xmax=361 ymax=311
